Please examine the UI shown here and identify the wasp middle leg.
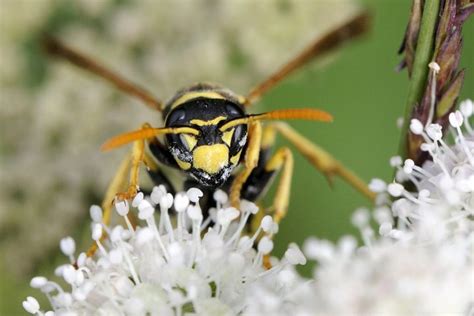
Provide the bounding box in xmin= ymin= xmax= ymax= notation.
xmin=237 ymin=121 xmax=375 ymax=228
xmin=271 ymin=122 xmax=375 ymax=201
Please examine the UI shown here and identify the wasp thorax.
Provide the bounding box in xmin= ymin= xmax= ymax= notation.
xmin=165 ymin=95 xmax=248 ymax=187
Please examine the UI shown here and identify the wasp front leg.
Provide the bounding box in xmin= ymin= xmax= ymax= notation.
xmin=231 ymin=122 xmax=294 ymax=224
xmin=86 ymin=130 xmax=174 ymax=257
xmin=239 ymin=125 xmax=294 ymax=225
xmin=113 ymin=123 xmax=157 ymax=202
xmin=230 ymin=121 xmax=262 ymax=209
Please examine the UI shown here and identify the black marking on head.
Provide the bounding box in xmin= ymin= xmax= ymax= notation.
xmin=166 ymin=98 xmax=244 ymax=125
xmin=162 ymin=83 xmax=244 ymax=118
xmin=189 ymin=164 xmax=235 ymax=187
xmin=165 ymin=98 xmax=247 ymax=151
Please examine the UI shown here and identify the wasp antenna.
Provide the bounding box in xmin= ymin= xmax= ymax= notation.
xmin=42 ymin=35 xmax=163 ymax=112
xmin=101 ymin=128 xmax=163 ymax=151
xmin=219 ymin=108 xmax=332 ymax=131
xmin=219 ymin=117 xmax=252 ymax=131
xmin=101 ymin=127 xmax=200 ymax=151
xmin=252 ymin=108 xmax=333 ymax=123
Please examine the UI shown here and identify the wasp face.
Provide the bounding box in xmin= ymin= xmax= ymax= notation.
xmin=165 ymin=98 xmax=248 ymax=187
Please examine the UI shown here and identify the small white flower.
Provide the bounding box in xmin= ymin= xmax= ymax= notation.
xmin=131 ymin=192 xmax=144 ymax=207
xmin=59 ymin=237 xmax=75 ymax=257
xmin=89 ymin=205 xmax=103 ymax=222
xmin=115 ymin=199 xmax=129 ymax=216
xmin=173 ymin=192 xmax=189 ymax=212
xmin=410 ymin=119 xmax=424 ymax=135
xmin=449 ymin=110 xmax=463 ymax=128
xmin=22 ymin=296 xmax=40 ymax=314
xmin=389 ymin=155 xmax=403 ymax=167
xmin=284 ymin=243 xmax=306 ymax=265
xmin=30 ymin=276 xmax=48 ymax=289
xmin=428 ymin=61 xmax=440 ymax=73
xmin=368 ymin=178 xmax=387 ymax=192
xmin=137 ymin=199 xmax=154 ymax=219
xmin=460 ymin=99 xmax=473 ymax=117
xmin=91 ymin=223 xmax=102 ymax=241
xmin=426 ymin=123 xmax=443 ymax=141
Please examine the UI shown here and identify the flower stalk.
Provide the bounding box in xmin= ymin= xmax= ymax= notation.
xmin=403 ymin=0 xmax=440 ymax=117
xmin=398 ymin=0 xmax=474 ymax=163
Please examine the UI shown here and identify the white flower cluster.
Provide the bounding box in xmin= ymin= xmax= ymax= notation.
xmin=24 ymin=188 xmax=306 ymax=316
xmin=25 ymin=100 xmax=474 ymax=315
xmin=0 ymin=0 xmax=359 ymax=275
xmin=301 ymin=99 xmax=474 ymax=315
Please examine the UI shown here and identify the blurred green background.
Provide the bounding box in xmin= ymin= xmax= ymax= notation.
xmin=0 ymin=0 xmax=473 ymax=314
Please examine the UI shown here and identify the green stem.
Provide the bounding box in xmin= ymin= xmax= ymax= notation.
xmin=399 ymin=0 xmax=441 ymax=157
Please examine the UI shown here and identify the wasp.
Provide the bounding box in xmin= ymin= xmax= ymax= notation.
xmin=44 ymin=12 xmax=373 ymax=253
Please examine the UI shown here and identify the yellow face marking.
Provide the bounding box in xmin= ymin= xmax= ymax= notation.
xmin=173 ymin=156 xmax=191 ymax=170
xmin=193 ymin=144 xmax=229 ymax=174
xmin=190 ymin=116 xmax=227 ymax=127
xmin=222 ymin=128 xmax=234 ymax=146
xmin=170 ymin=91 xmax=226 ymax=109
xmin=181 ymin=134 xmax=197 ymax=151
xmin=230 ymin=150 xmax=242 ymax=165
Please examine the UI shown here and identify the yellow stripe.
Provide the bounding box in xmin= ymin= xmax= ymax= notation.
xmin=230 ymin=150 xmax=242 ymax=165
xmin=219 ymin=117 xmax=249 ymax=131
xmin=174 ymin=156 xmax=191 ymax=170
xmin=222 ymin=128 xmax=234 ymax=146
xmin=190 ymin=116 xmax=227 ymax=127
xmin=170 ymin=91 xmax=226 ymax=109
xmin=181 ymin=134 xmax=197 ymax=151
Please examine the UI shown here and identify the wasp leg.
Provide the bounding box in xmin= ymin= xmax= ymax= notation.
xmin=87 ymin=123 xmax=154 ymax=258
xmin=272 ymin=122 xmax=375 ymax=201
xmin=114 ymin=138 xmax=145 ymax=201
xmin=230 ymin=121 xmax=262 ymax=209
xmin=114 ymin=123 xmax=164 ymax=201
xmin=86 ymin=139 xmax=174 ymax=257
xmin=86 ymin=153 xmax=132 ymax=257
xmin=264 ymin=148 xmax=293 ymax=224
xmin=239 ymin=125 xmax=293 ymax=224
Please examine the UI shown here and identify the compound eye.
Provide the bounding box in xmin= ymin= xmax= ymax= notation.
xmin=226 ymin=104 xmax=241 ymax=116
xmin=232 ymin=125 xmax=246 ymax=146
xmin=180 ymin=133 xmax=197 ymax=151
xmin=167 ymin=109 xmax=186 ymax=125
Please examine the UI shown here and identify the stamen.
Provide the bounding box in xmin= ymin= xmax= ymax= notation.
xmin=159 ymin=193 xmax=175 ymax=242
xmin=22 ymin=296 xmax=40 ymax=315
xmin=426 ymin=62 xmax=440 ymax=125
xmin=59 ymin=237 xmax=76 ymax=264
xmin=450 ymin=111 xmax=474 ymax=165
xmin=89 ymin=205 xmax=103 ymax=223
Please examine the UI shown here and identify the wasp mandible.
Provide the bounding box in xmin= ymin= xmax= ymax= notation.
xmin=44 ymin=12 xmax=374 ymax=250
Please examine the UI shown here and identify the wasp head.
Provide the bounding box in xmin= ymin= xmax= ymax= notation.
xmin=165 ymin=97 xmax=248 ymax=187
